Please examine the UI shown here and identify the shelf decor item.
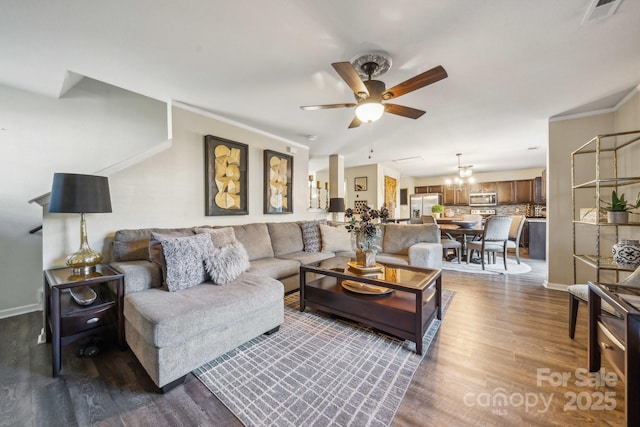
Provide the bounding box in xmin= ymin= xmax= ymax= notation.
xmin=601 ymin=190 xmax=640 ymax=224
xmin=49 ymin=173 xmax=112 ymax=274
xmin=612 ymin=239 xmax=640 ymax=270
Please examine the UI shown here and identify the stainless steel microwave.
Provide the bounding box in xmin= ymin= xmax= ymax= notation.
xmin=469 ymin=192 xmax=497 ymax=206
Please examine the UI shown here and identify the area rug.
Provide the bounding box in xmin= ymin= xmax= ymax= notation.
xmin=440 ymin=257 xmax=531 ymax=275
xmin=194 ymin=290 xmax=454 ymax=427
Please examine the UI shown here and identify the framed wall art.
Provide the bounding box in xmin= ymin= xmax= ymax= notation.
xmin=204 ymin=135 xmax=248 ymax=216
xmin=264 ymin=149 xmax=293 ymax=214
xmin=354 ymin=176 xmax=367 ymax=191
xmin=354 ymin=200 xmax=368 ymax=214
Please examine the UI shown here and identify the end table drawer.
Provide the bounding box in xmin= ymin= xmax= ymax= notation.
xmin=61 ymin=305 xmax=115 ymax=336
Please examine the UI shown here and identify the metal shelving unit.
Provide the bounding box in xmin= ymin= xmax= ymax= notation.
xmin=571 ymin=130 xmax=640 ymax=285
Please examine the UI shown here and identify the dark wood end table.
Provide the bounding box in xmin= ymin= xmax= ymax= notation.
xmin=43 ymin=264 xmax=124 ymax=377
xmin=300 ymin=256 xmax=441 ymax=354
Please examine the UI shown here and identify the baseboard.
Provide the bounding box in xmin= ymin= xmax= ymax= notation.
xmin=543 ymin=281 xmax=569 ymax=291
xmin=0 ymin=303 xmax=42 ymax=319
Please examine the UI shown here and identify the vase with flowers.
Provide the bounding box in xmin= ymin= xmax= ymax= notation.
xmin=345 ymin=205 xmax=388 ymax=267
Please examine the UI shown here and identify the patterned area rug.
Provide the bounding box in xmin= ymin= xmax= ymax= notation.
xmin=440 ymin=257 xmax=531 ymax=275
xmin=194 ymin=290 xmax=454 ymax=427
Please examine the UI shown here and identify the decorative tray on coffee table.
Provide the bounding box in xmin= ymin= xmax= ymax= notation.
xmin=341 ymin=280 xmax=392 ymax=295
xmin=347 ymin=261 xmax=384 ymax=273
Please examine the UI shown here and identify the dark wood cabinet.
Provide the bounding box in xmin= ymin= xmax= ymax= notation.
xmin=514 ymin=179 xmax=534 ymax=203
xmin=497 ymin=181 xmax=515 ymax=204
xmin=534 ymin=176 xmax=546 ymax=204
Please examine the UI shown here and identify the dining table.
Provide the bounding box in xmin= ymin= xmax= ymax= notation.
xmin=438 ymin=219 xmax=484 ymax=261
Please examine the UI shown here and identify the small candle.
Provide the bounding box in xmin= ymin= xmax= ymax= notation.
xmin=325 ymin=182 xmax=329 ymax=190
xmin=316 ymin=181 xmax=322 ymax=189
xmin=309 ymin=175 xmax=314 ymax=182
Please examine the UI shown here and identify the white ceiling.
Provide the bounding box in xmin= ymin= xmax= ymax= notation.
xmin=1 ymin=0 xmax=639 ymax=177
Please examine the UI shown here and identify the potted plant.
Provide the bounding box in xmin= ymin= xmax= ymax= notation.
xmin=600 ymin=190 xmax=640 ymax=224
xmin=431 ymin=204 xmax=444 ymax=219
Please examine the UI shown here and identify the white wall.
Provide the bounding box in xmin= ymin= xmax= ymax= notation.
xmin=42 ymin=105 xmax=318 ymax=269
xmin=0 ymin=79 xmax=167 ymax=317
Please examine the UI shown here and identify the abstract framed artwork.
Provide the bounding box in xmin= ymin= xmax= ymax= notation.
xmin=264 ymin=150 xmax=293 ymax=214
xmin=354 ymin=176 xmax=367 ymax=191
xmin=354 ymin=200 xmax=368 ymax=214
xmin=204 ymin=135 xmax=248 ymax=216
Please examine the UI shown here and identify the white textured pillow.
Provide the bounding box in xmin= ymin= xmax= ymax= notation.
xmin=203 ymin=241 xmax=250 ymax=285
xmin=319 ymin=224 xmax=352 ymax=252
xmin=160 ymin=233 xmax=210 ymax=292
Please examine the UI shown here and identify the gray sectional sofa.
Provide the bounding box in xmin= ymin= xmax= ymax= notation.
xmin=110 ymin=221 xmax=442 ymax=391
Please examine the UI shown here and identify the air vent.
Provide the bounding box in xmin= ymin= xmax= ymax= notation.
xmin=582 ymin=0 xmax=623 ymax=24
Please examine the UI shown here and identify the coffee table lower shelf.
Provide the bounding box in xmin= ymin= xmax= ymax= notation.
xmin=301 ymin=275 xmax=440 ymax=355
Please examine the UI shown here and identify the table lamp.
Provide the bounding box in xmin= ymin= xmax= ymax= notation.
xmin=49 ymin=173 xmax=112 ymax=275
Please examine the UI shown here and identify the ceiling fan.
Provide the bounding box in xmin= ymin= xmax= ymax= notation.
xmin=301 ymin=53 xmax=447 ymax=128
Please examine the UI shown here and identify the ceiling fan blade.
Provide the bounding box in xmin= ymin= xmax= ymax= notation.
xmin=384 ymin=103 xmax=426 ymax=119
xmin=300 ymin=103 xmax=356 ymax=111
xmin=331 ymin=62 xmax=369 ymax=98
xmin=382 ymin=65 xmax=447 ymax=100
xmin=348 ymin=116 xmax=362 ymax=129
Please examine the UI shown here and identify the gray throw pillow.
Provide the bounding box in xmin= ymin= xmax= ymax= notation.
xmin=299 ymin=220 xmax=326 ymax=252
xmin=159 ymin=233 xmax=210 ymax=292
xmin=194 ymin=227 xmax=237 ymax=248
xmin=203 ymin=241 xmax=250 ymax=285
xmin=149 ymin=230 xmax=195 ymax=285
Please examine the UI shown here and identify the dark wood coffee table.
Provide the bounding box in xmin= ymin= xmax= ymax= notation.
xmin=299 ymin=256 xmax=441 ymax=354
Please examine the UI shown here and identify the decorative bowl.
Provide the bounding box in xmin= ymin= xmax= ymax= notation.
xmin=452 ymin=220 xmax=478 ymax=229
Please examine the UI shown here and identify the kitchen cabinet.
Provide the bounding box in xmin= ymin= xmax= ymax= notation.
xmin=514 ymin=179 xmax=534 ymax=203
xmin=414 ymin=185 xmax=443 ymax=194
xmin=534 ymin=176 xmax=546 ymax=204
xmin=414 ymin=186 xmax=429 ymax=194
xmin=528 ymin=219 xmax=546 ymax=259
xmin=443 ymin=187 xmax=468 ymax=205
xmin=497 ymin=181 xmax=515 ymax=204
xmin=469 ymin=182 xmax=496 ymax=193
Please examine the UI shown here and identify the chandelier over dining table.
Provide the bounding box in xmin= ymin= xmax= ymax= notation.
xmin=445 ymin=153 xmax=474 ymax=191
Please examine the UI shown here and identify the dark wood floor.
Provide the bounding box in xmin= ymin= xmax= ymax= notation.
xmin=1 ymin=256 xmax=625 ymax=426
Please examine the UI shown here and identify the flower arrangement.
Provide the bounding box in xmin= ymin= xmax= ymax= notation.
xmin=344 ymin=205 xmax=389 ymax=252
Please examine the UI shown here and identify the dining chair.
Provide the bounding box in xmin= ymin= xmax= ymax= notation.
xmin=466 ymin=215 xmax=513 ymax=270
xmin=422 ymin=215 xmax=462 ymax=263
xmin=506 ymin=215 xmax=526 ymax=264
xmin=568 ymin=266 xmax=640 ymax=339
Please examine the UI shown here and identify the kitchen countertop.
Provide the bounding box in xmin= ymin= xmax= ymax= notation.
xmin=526 ymin=217 xmax=546 ymax=222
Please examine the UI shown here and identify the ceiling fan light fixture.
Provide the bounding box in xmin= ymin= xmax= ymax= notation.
xmin=355 ymin=102 xmax=384 ymax=123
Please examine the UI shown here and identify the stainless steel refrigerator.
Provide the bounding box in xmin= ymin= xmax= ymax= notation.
xmin=410 ymin=193 xmax=442 ymax=219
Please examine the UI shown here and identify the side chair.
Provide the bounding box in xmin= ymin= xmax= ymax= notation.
xmin=568 ymin=266 xmax=640 ymax=339
xmin=506 ymin=215 xmax=526 ymax=264
xmin=466 ymin=215 xmax=513 ymax=270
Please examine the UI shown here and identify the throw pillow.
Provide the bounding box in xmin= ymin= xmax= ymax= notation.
xmin=195 ymin=227 xmax=237 ymax=248
xmin=149 ymin=230 xmax=195 ymax=285
xmin=203 ymin=240 xmax=250 ymax=285
xmin=319 ymin=223 xmax=352 ymax=252
xmin=159 ymin=233 xmax=210 ymax=292
xmin=299 ymin=220 xmax=325 ymax=252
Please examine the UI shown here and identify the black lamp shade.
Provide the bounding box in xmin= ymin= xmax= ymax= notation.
xmin=328 ymin=197 xmax=345 ymax=213
xmin=49 ymin=173 xmax=112 ymax=213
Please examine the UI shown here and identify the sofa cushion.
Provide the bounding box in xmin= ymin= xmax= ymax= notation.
xmin=203 ymin=240 xmax=250 ymax=285
xmin=232 ymin=223 xmax=274 ymax=260
xmin=277 ymin=251 xmax=335 ymax=265
xmin=150 ymin=229 xmax=196 ymax=286
xmin=159 ymin=233 xmax=210 ymax=292
xmin=382 ymin=224 xmax=440 ymax=255
xmin=298 ymin=220 xmax=326 ymax=252
xmin=123 ymin=273 xmax=283 ymax=348
xmin=267 ymin=222 xmax=304 ymax=256
xmin=247 ymin=257 xmax=300 ymax=279
xmin=319 ymin=224 xmax=352 ymax=252
xmin=113 ymin=227 xmax=193 ymax=262
xmin=194 ymin=226 xmax=237 ymax=248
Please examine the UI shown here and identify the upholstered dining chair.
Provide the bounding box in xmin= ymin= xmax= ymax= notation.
xmin=506 ymin=215 xmax=526 ymax=264
xmin=568 ymin=266 xmax=640 ymax=339
xmin=466 ymin=215 xmax=513 ymax=270
xmin=422 ymin=215 xmax=462 ymax=263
